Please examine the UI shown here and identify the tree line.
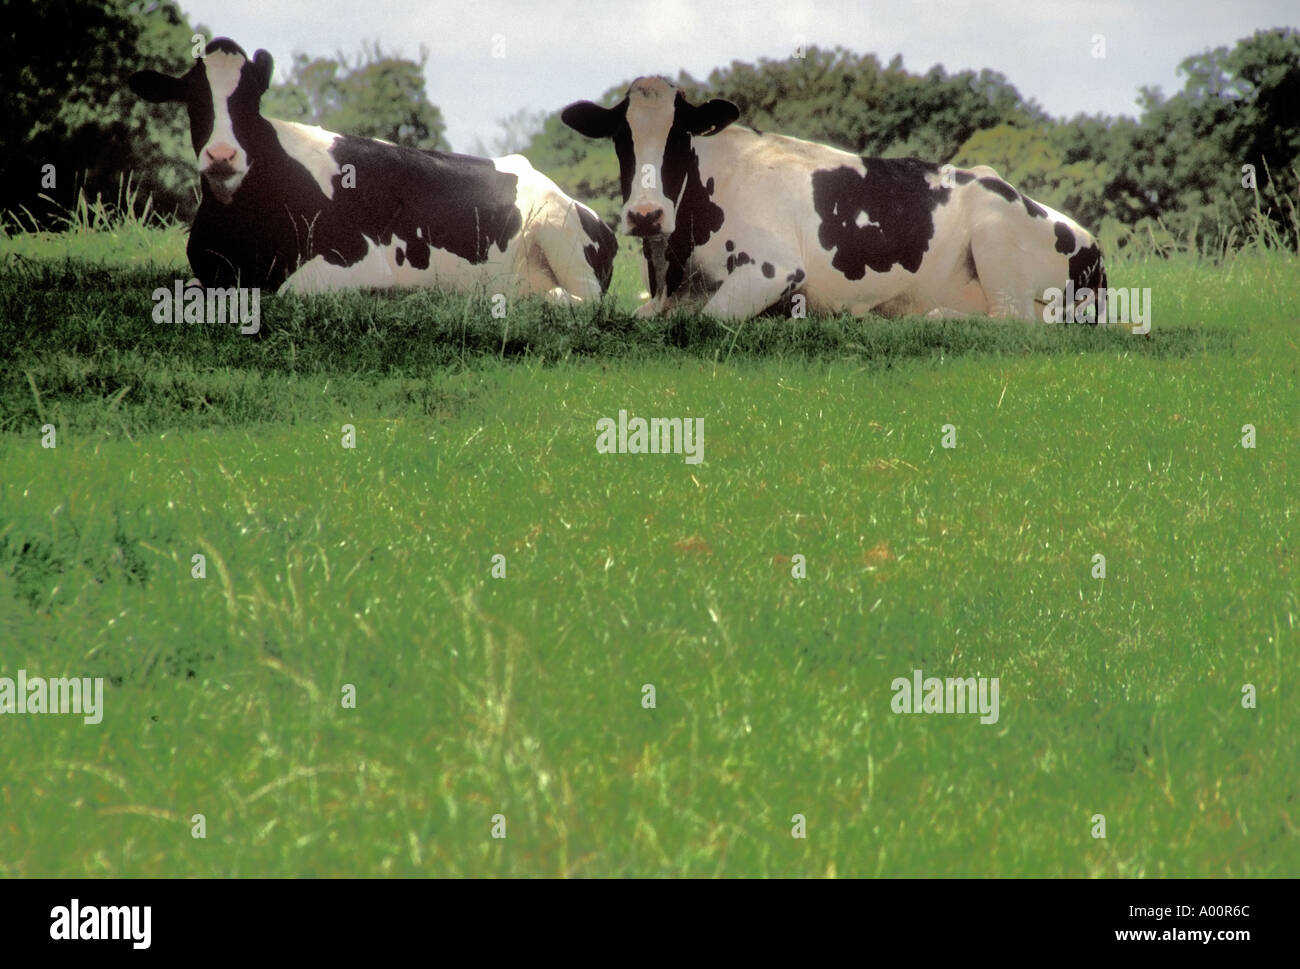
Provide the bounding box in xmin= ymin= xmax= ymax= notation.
xmin=524 ymin=32 xmax=1299 ymax=251
xmin=2 ymin=0 xmax=1295 ymax=253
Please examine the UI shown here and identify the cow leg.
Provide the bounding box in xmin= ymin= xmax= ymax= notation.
xmin=544 ymin=286 xmax=584 ymax=305
xmin=280 ymin=256 xmax=342 ymax=294
xmin=519 ymin=201 xmax=605 ymax=304
xmin=634 ymin=295 xmax=667 ymax=317
xmin=700 ymin=258 xmax=805 ymax=321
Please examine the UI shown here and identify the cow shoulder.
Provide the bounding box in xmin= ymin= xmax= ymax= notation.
xmin=268 ymin=119 xmax=343 ymax=199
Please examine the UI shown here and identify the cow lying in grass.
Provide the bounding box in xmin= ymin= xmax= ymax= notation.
xmin=130 ymin=38 xmax=615 ymax=301
xmin=562 ymin=77 xmax=1106 ymax=322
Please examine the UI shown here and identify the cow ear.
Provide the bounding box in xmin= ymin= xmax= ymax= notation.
xmin=561 ymin=100 xmax=620 ymax=139
xmin=251 ymin=50 xmax=274 ymax=94
xmin=688 ymin=99 xmax=740 ymax=136
xmin=129 ymin=70 xmax=185 ymax=104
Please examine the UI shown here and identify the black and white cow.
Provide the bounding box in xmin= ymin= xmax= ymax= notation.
xmin=562 ymin=77 xmax=1106 ymax=322
xmin=130 ymin=38 xmax=616 ymax=300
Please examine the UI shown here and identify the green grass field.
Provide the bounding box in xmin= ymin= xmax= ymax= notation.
xmin=1 ymin=215 xmax=1296 ymax=876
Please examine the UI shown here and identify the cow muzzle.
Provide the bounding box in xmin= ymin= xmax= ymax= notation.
xmin=200 ymin=143 xmax=246 ymax=201
xmin=625 ymin=203 xmax=667 ymax=237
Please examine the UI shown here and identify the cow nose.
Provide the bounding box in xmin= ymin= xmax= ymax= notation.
xmin=626 ymin=204 xmax=664 ymax=236
xmin=204 ymin=143 xmax=238 ymax=165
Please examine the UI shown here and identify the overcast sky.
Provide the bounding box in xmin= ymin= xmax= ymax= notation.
xmin=178 ymin=0 xmax=1297 ymax=153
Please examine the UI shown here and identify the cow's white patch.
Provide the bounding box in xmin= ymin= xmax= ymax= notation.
xmin=623 ymin=77 xmax=678 ymax=233
xmin=269 ymin=120 xmax=341 ymax=200
xmin=200 ymin=50 xmax=248 ymax=200
xmin=490 ymin=154 xmax=536 ymax=177
xmin=854 ymin=210 xmax=880 ymax=229
xmin=282 ymin=236 xmax=395 ymax=293
xmin=281 ymin=234 xmax=509 ymax=296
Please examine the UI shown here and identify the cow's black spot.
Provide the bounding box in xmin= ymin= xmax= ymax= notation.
xmin=725 ymin=250 xmax=753 ymax=274
xmin=623 ymin=93 xmax=729 ymax=296
xmin=577 ymin=205 xmax=617 ymax=292
xmin=1021 ymin=194 xmax=1047 ymax=219
xmin=1053 ymin=221 xmax=1076 ymax=255
xmin=188 ymin=63 xmax=215 ymax=155
xmin=955 ymin=171 xmax=976 ymax=185
xmin=661 ymin=134 xmax=726 ymax=291
xmin=1070 ymin=243 xmax=1104 ymax=289
xmin=607 ymin=102 xmax=635 ymax=202
xmin=978 ymin=176 xmax=1019 ymax=204
xmin=725 ymin=240 xmax=734 ymax=252
xmin=761 ymin=261 xmax=774 ymax=278
xmin=395 ymin=247 xmax=405 ymax=266
xmin=762 ymin=266 xmax=807 ymax=315
xmin=811 ymin=157 xmax=949 ymax=279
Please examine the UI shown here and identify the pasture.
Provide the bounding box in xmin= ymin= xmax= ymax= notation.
xmin=0 ymin=208 xmax=1296 ymax=876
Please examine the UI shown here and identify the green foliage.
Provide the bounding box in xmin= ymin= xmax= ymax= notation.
xmin=0 ymin=0 xmax=201 ymax=227
xmin=949 ymin=28 xmax=1300 ymax=253
xmin=0 ymin=172 xmax=186 ymax=269
xmin=261 ymin=40 xmax=449 ymax=151
xmin=471 ymin=107 xmax=550 ymax=158
xmin=680 ymin=48 xmax=1046 ymax=158
xmin=1125 ymin=27 xmax=1300 ymax=250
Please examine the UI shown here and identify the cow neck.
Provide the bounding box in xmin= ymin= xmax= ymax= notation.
xmin=202 ymin=117 xmax=327 ymax=216
xmin=661 ymin=129 xmax=734 ymax=297
xmin=228 ymin=114 xmax=283 ymax=191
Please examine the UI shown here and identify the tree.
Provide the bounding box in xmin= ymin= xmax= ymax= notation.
xmin=261 ymin=41 xmax=449 ymax=151
xmin=470 ymin=108 xmax=550 ymax=158
xmin=1047 ymin=28 xmax=1300 ymax=250
xmin=0 ymin=0 xmax=201 ymax=225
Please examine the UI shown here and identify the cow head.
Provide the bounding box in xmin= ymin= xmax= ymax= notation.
xmin=561 ymin=78 xmax=738 ymax=238
xmin=129 ymin=38 xmax=274 ymax=204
